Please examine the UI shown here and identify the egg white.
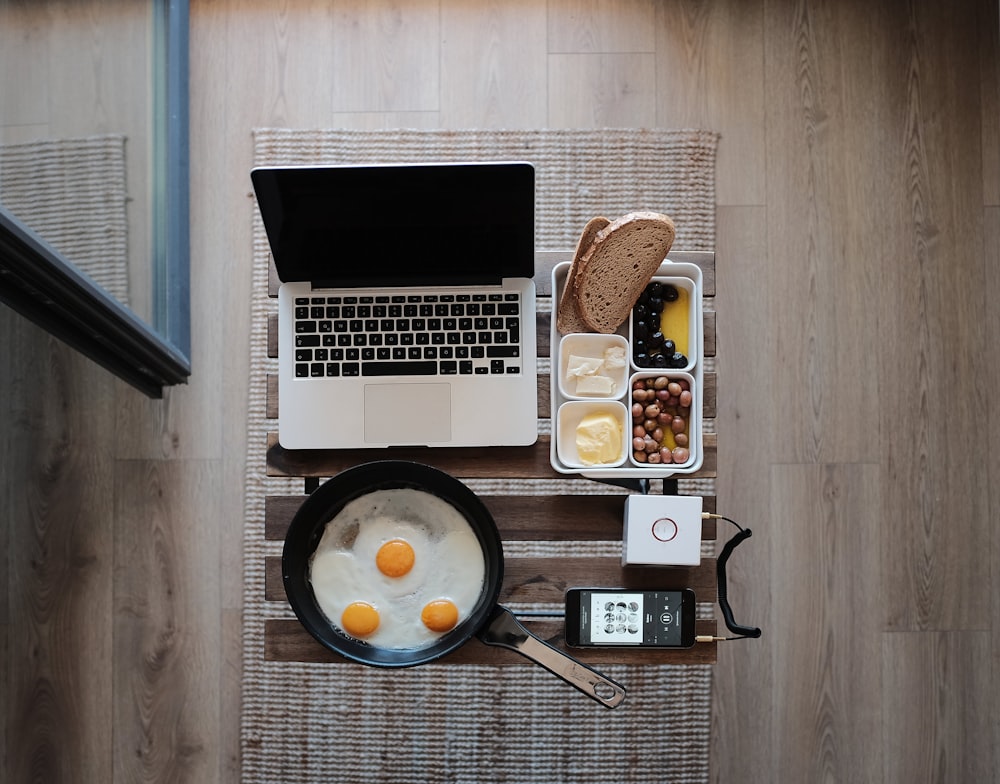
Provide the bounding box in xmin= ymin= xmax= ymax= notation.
xmin=309 ymin=488 xmax=487 ymax=650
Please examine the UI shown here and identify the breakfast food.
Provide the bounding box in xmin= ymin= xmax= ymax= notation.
xmin=557 ymin=216 xmax=611 ymax=333
xmin=309 ymin=488 xmax=486 ymax=649
xmin=632 ymin=280 xmax=691 ymax=368
xmin=559 ymin=212 xmax=676 ymax=335
xmin=629 ymin=375 xmax=693 ymax=465
xmin=575 ymin=410 xmax=624 ymax=465
xmin=564 ymin=345 xmax=627 ymax=396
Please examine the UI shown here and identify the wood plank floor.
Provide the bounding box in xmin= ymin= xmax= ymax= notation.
xmin=2 ymin=1 xmax=997 ymax=781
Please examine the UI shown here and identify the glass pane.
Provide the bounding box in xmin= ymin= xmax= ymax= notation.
xmin=0 ymin=0 xmax=155 ymax=324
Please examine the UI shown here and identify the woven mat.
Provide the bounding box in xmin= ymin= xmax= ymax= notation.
xmin=0 ymin=135 xmax=130 ymax=304
xmin=243 ymin=128 xmax=719 ymax=784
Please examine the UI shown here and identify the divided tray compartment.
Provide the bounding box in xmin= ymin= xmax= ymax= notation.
xmin=549 ymin=258 xmax=705 ymax=479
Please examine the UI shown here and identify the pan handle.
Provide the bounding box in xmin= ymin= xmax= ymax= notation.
xmin=477 ymin=606 xmax=626 ymax=708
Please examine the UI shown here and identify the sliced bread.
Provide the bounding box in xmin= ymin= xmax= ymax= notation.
xmin=573 ymin=212 xmax=676 ymax=334
xmin=556 ymin=216 xmax=611 ymax=334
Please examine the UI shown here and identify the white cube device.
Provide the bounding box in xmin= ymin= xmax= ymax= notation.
xmin=623 ymin=495 xmax=703 ymax=566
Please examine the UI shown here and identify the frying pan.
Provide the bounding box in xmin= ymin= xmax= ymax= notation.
xmin=282 ymin=460 xmax=626 ymax=708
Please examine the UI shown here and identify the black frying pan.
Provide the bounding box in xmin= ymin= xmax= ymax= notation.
xmin=282 ymin=460 xmax=625 ymax=708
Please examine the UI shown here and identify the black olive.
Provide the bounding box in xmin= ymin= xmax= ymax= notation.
xmin=633 ymin=303 xmax=648 ymax=320
xmin=648 ymin=281 xmax=663 ymax=299
xmin=647 ymin=310 xmax=661 ymax=326
xmin=662 ymin=338 xmax=675 ymax=355
xmin=648 ymin=296 xmax=663 ymax=312
xmin=633 ymin=338 xmax=648 ymax=355
xmin=648 ymin=331 xmax=664 ymax=349
xmin=633 ymin=321 xmax=649 ymax=341
xmin=670 ymin=352 xmax=688 ymax=368
xmin=663 ymin=285 xmax=679 ymax=302
xmin=652 ymin=352 xmax=668 ymax=368
xmin=634 ymin=352 xmax=649 ymax=366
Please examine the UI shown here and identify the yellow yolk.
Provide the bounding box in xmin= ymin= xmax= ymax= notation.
xmin=341 ymin=602 xmax=380 ymax=637
xmin=375 ymin=539 xmax=415 ymax=577
xmin=421 ymin=599 xmax=460 ymax=633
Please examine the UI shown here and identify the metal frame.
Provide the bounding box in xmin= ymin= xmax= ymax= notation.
xmin=0 ymin=0 xmax=190 ymax=398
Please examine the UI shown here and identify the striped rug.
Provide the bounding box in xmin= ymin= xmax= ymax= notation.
xmin=243 ymin=128 xmax=718 ymax=784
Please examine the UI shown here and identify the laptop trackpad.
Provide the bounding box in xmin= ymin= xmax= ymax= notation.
xmin=364 ymin=383 xmax=451 ymax=445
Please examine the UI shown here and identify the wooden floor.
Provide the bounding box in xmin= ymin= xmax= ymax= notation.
xmin=2 ymin=1 xmax=997 ymax=781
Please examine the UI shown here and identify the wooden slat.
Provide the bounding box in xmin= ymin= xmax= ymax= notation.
xmin=265 ymin=555 xmax=718 ymax=604
xmin=268 ymin=300 xmax=712 ymax=362
xmin=534 ymin=249 xmax=716 ymax=299
xmin=264 ymin=494 xmax=718 ymax=542
xmin=264 ymin=617 xmax=717 ymax=665
xmin=265 ymin=368 xmax=715 ymax=422
xmin=265 ymin=431 xmax=718 ymax=479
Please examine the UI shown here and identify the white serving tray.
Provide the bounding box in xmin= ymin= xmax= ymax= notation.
xmin=549 ymin=258 xmax=705 ymax=479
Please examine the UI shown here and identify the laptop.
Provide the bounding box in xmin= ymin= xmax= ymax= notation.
xmin=251 ymin=161 xmax=539 ymax=450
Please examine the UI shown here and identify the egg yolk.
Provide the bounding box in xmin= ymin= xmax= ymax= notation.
xmin=375 ymin=539 xmax=415 ymax=577
xmin=421 ymin=599 xmax=460 ymax=633
xmin=341 ymin=601 xmax=380 ymax=637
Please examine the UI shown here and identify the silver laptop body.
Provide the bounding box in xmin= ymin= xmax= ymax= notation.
xmin=252 ymin=162 xmax=538 ymax=450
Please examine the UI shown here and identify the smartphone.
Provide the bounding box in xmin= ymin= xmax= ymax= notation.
xmin=565 ymin=588 xmax=696 ymax=648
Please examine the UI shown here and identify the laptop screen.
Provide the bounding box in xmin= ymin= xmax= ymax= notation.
xmin=252 ymin=162 xmax=535 ymax=287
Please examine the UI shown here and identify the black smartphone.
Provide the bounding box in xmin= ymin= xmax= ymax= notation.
xmin=565 ymin=588 xmax=696 ymax=648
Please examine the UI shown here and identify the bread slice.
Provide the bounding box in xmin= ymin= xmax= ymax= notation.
xmin=556 ymin=216 xmax=611 ymax=334
xmin=573 ymin=212 xmax=676 ymax=334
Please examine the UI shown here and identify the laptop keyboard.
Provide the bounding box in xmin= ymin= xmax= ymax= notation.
xmin=291 ymin=292 xmax=523 ymax=378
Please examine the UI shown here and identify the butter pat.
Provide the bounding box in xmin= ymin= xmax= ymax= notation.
xmin=576 ymin=412 xmax=622 ymax=466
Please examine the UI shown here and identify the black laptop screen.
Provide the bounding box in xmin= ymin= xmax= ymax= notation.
xmin=252 ymin=162 xmax=535 ymax=287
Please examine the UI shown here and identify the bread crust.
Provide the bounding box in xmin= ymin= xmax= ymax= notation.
xmin=556 ymin=216 xmax=611 ymax=334
xmin=573 ymin=212 xmax=676 ymax=334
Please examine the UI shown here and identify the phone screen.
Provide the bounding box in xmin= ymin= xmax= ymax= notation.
xmin=568 ymin=589 xmax=694 ymax=647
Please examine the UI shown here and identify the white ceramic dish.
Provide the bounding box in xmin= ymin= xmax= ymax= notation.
xmin=557 ymin=333 xmax=629 ymax=400
xmin=625 ymin=371 xmax=699 ymax=469
xmin=628 ymin=276 xmax=698 ymax=373
xmin=549 ymin=257 xmax=704 ymax=479
xmin=555 ymin=400 xmax=630 ymax=469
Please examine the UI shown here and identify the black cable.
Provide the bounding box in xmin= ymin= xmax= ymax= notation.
xmin=713 ymin=514 xmax=762 ymax=640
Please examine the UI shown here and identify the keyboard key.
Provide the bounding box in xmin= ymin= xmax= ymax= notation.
xmin=295 ymin=349 xmax=312 ymax=361
xmin=295 ymin=335 xmax=321 ymax=347
xmin=295 ymin=321 xmax=317 ymax=333
xmin=343 ymin=363 xmax=360 ymax=376
xmin=487 ymin=346 xmax=519 ymax=358
xmin=326 ymin=363 xmax=340 ymax=377
xmin=362 ymin=361 xmax=436 ymax=376
xmin=440 ymin=361 xmax=457 ymax=375
xmin=295 ymin=363 xmax=309 ymax=377
xmin=491 ymin=360 xmax=505 ymax=374
xmin=460 ymin=360 xmax=473 ymax=374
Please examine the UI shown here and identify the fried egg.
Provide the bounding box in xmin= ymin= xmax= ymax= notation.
xmin=309 ymin=488 xmax=487 ymax=650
